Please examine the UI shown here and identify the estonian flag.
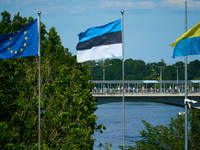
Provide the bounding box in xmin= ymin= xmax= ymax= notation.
xmin=170 ymin=22 xmax=200 ymax=58
xmin=76 ymin=19 xmax=122 ymax=63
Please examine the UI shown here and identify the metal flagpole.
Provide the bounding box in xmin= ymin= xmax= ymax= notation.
xmin=121 ymin=9 xmax=125 ymax=150
xmin=38 ymin=11 xmax=41 ymax=150
xmin=184 ymin=1 xmax=188 ymax=150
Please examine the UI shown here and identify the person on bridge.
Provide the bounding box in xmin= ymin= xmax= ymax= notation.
xmin=118 ymin=86 xmax=120 ymax=93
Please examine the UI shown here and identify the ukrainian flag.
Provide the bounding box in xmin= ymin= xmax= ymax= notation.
xmin=0 ymin=19 xmax=38 ymax=59
xmin=170 ymin=22 xmax=200 ymax=58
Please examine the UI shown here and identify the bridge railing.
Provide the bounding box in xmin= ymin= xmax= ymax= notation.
xmin=92 ymin=87 xmax=200 ymax=94
xmin=91 ymin=80 xmax=200 ymax=94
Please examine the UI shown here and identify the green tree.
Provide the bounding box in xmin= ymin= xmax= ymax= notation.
xmin=124 ymin=58 xmax=136 ymax=80
xmin=0 ymin=11 xmax=104 ymax=149
xmin=188 ymin=60 xmax=200 ymax=80
xmin=162 ymin=65 xmax=176 ymax=80
xmin=124 ymin=59 xmax=149 ymax=80
xmin=174 ymin=61 xmax=185 ymax=80
xmin=109 ymin=59 xmax=122 ymax=80
xmin=144 ymin=63 xmax=158 ymax=80
xmin=88 ymin=57 xmax=200 ymax=81
xmin=121 ymin=110 xmax=200 ymax=150
xmin=157 ymin=59 xmax=166 ymax=67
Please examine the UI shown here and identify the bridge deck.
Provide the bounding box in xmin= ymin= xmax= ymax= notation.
xmin=92 ymin=92 xmax=200 ymax=109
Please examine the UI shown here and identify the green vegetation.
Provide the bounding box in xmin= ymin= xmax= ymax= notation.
xmin=0 ymin=11 xmax=105 ymax=149
xmin=85 ymin=58 xmax=200 ymax=81
xmin=119 ymin=110 xmax=200 ymax=150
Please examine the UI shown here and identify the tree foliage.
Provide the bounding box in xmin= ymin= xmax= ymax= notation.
xmin=88 ymin=58 xmax=200 ymax=81
xmin=120 ymin=110 xmax=200 ymax=150
xmin=0 ymin=11 xmax=104 ymax=149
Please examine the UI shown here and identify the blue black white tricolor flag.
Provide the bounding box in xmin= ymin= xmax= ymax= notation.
xmin=0 ymin=19 xmax=38 ymax=59
xmin=76 ymin=19 xmax=122 ymax=63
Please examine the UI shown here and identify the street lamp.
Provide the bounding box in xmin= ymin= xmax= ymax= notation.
xmin=88 ymin=64 xmax=99 ymax=92
xmin=102 ymin=63 xmax=112 ymax=92
xmin=88 ymin=64 xmax=98 ymax=71
xmin=174 ymin=66 xmax=183 ymax=92
xmin=158 ymin=66 xmax=165 ymax=92
xmin=103 ymin=63 xmax=112 ymax=81
xmin=97 ymin=63 xmax=112 ymax=92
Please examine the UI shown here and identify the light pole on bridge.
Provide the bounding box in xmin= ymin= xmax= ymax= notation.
xmin=90 ymin=62 xmax=112 ymax=92
xmin=101 ymin=63 xmax=112 ymax=92
xmin=174 ymin=66 xmax=183 ymax=92
xmin=158 ymin=66 xmax=165 ymax=93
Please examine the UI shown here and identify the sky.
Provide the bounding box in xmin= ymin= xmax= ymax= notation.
xmin=1 ymin=0 xmax=200 ymax=65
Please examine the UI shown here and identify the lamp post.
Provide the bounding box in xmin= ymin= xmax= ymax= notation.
xmin=88 ymin=64 xmax=98 ymax=71
xmin=102 ymin=63 xmax=112 ymax=92
xmin=174 ymin=66 xmax=183 ymax=92
xmin=88 ymin=64 xmax=98 ymax=92
xmin=91 ymin=63 xmax=112 ymax=92
xmin=158 ymin=66 xmax=165 ymax=93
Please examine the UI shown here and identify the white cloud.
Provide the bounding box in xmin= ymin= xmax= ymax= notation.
xmin=90 ymin=0 xmax=200 ymax=12
xmin=5 ymin=0 xmax=87 ymax=15
xmin=2 ymin=0 xmax=200 ymax=16
xmin=93 ymin=1 xmax=156 ymax=10
xmin=162 ymin=0 xmax=185 ymax=5
xmin=38 ymin=5 xmax=87 ymax=14
xmin=0 ymin=0 xmax=11 ymax=5
xmin=162 ymin=0 xmax=200 ymax=9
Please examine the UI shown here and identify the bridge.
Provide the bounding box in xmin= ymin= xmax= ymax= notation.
xmin=91 ymin=80 xmax=200 ymax=109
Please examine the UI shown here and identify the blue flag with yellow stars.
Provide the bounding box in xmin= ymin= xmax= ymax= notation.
xmin=0 ymin=19 xmax=38 ymax=59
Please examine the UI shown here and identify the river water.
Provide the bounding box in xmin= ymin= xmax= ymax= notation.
xmin=93 ymin=101 xmax=184 ymax=150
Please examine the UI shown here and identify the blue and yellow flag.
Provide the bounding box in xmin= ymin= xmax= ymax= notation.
xmin=0 ymin=19 xmax=38 ymax=59
xmin=170 ymin=22 xmax=200 ymax=58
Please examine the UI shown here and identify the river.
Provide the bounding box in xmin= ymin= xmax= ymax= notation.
xmin=93 ymin=101 xmax=184 ymax=150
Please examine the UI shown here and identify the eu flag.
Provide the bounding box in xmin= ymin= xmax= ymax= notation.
xmin=0 ymin=19 xmax=38 ymax=59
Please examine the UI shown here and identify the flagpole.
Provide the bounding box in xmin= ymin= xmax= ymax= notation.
xmin=121 ymin=9 xmax=125 ymax=150
xmin=38 ymin=11 xmax=41 ymax=150
xmin=184 ymin=1 xmax=188 ymax=150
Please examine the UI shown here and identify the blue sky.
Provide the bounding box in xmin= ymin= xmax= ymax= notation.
xmin=1 ymin=0 xmax=200 ymax=65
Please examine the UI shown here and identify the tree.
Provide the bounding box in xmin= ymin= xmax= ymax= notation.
xmin=121 ymin=110 xmax=200 ymax=150
xmin=157 ymin=59 xmax=166 ymax=67
xmin=162 ymin=65 xmax=176 ymax=80
xmin=188 ymin=60 xmax=200 ymax=80
xmin=88 ymin=58 xmax=200 ymax=81
xmin=0 ymin=11 xmax=104 ymax=149
xmin=174 ymin=61 xmax=185 ymax=80
xmin=109 ymin=59 xmax=122 ymax=80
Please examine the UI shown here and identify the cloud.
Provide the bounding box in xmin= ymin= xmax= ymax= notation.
xmin=11 ymin=0 xmax=88 ymax=15
xmin=92 ymin=1 xmax=156 ymax=10
xmin=162 ymin=0 xmax=185 ymax=5
xmin=162 ymin=0 xmax=200 ymax=10
xmin=89 ymin=0 xmax=200 ymax=13
xmin=0 ymin=0 xmax=11 ymax=5
xmin=2 ymin=0 xmax=200 ymax=16
xmin=40 ymin=5 xmax=87 ymax=14
xmin=5 ymin=0 xmax=87 ymax=15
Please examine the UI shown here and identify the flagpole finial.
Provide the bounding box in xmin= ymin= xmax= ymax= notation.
xmin=38 ymin=11 xmax=42 ymax=15
xmin=121 ymin=9 xmax=124 ymax=15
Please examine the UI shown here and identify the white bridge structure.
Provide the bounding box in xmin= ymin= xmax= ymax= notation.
xmin=91 ymin=80 xmax=200 ymax=109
